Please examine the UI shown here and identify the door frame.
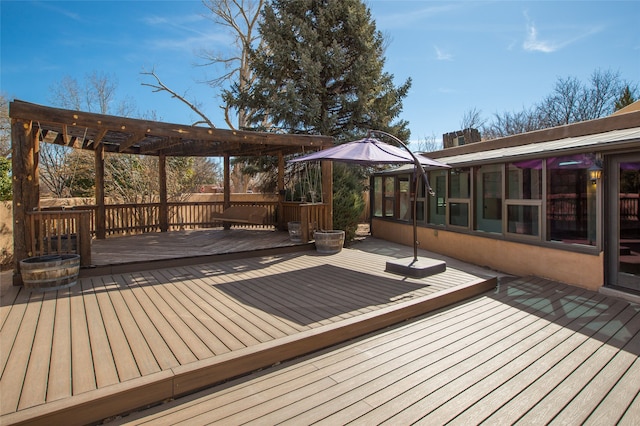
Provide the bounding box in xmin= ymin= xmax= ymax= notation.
xmin=605 ymin=152 xmax=640 ymax=290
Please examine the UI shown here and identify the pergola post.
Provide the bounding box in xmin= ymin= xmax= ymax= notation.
xmin=277 ymin=151 xmax=285 ymax=230
xmin=94 ymin=143 xmax=106 ymax=239
xmin=223 ymin=154 xmax=231 ymax=230
xmin=11 ymin=119 xmax=39 ymax=284
xmin=158 ymin=154 xmax=168 ymax=232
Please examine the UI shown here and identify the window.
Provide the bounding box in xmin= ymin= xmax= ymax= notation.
xmin=506 ymin=160 xmax=542 ymax=237
xmin=475 ymin=164 xmax=503 ymax=233
xmin=384 ymin=176 xmax=395 ymax=218
xmin=428 ymin=170 xmax=447 ymax=225
xmin=449 ymin=167 xmax=471 ymax=227
xmin=371 ymin=152 xmax=602 ymax=250
xmin=373 ymin=176 xmax=383 ymax=218
xmin=546 ymin=154 xmax=596 ymax=246
xmin=372 ymin=176 xmax=396 ymax=218
xmin=398 ymin=175 xmax=411 ymax=221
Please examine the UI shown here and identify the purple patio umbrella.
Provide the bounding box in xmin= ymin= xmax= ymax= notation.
xmin=289 ymin=135 xmax=448 ymax=168
xmin=289 ymin=130 xmax=450 ymax=277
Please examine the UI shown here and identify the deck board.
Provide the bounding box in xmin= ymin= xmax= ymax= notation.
xmin=18 ymin=291 xmax=56 ymax=411
xmin=586 ymin=357 xmax=640 ymax=424
xmin=483 ymin=298 xmax=635 ymax=424
xmin=101 ymin=275 xmax=163 ymax=376
xmin=515 ymin=300 xmax=640 ymax=425
xmin=69 ymin=281 xmax=98 ymax=394
xmin=111 ymin=274 xmax=640 ymax=426
xmin=47 ymin=290 xmax=71 ymax=402
xmin=129 ymin=272 xmax=215 ymax=360
xmin=0 ymin=291 xmax=44 ymax=414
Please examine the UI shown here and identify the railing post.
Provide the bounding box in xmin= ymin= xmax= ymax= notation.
xmin=300 ymin=204 xmax=310 ymax=243
xmin=95 ymin=144 xmax=106 ymax=239
xmin=159 ymin=154 xmax=168 ymax=232
xmin=78 ymin=211 xmax=92 ymax=266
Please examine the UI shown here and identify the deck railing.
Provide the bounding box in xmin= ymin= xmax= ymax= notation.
xmin=27 ymin=210 xmax=92 ymax=266
xmin=41 ymin=201 xmax=280 ymax=236
xmin=29 ymin=201 xmax=330 ymax=257
xmin=281 ymin=202 xmax=331 ymax=242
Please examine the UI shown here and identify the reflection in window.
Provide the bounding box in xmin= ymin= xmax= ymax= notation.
xmin=475 ymin=165 xmax=502 ymax=233
xmin=507 ymin=205 xmax=539 ymax=236
xmin=546 ymin=154 xmax=596 ymax=246
xmin=450 ymin=202 xmax=469 ymax=227
xmin=450 ymin=168 xmax=470 ymax=198
xmin=384 ymin=176 xmax=394 ymax=217
xmin=508 ymin=160 xmax=542 ymax=199
xmin=428 ymin=171 xmax=446 ymax=225
xmin=399 ymin=175 xmax=411 ymax=221
xmin=373 ymin=176 xmax=383 ymax=217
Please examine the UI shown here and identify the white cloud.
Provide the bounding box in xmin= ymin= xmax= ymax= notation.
xmin=375 ymin=4 xmax=460 ymax=29
xmin=522 ymin=12 xmax=603 ymax=53
xmin=434 ymin=46 xmax=453 ymax=61
xmin=523 ymin=22 xmax=558 ymax=53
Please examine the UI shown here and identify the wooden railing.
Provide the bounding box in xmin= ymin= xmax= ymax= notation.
xmin=41 ymin=201 xmax=279 ymax=236
xmin=30 ymin=201 xmax=328 ymax=259
xmin=27 ymin=210 xmax=92 ymax=266
xmin=281 ymin=202 xmax=331 ymax=242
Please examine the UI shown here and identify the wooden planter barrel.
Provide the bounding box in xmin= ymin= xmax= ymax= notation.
xmin=314 ymin=230 xmax=345 ymax=254
xmin=20 ymin=254 xmax=81 ymax=290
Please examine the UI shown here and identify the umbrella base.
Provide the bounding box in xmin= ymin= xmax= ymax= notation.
xmin=385 ymin=257 xmax=446 ymax=279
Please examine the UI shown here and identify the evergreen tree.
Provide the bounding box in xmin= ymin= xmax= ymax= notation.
xmin=229 ymin=0 xmax=411 ymax=240
xmin=232 ymin=0 xmax=411 ymax=141
xmin=615 ymin=85 xmax=637 ymax=111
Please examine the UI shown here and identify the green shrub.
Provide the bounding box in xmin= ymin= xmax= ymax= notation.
xmin=0 ymin=157 xmax=11 ymax=201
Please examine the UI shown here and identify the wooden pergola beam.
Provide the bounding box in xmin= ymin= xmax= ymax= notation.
xmin=9 ymin=100 xmax=333 ymax=156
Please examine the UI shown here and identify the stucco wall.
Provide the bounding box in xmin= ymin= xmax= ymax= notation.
xmin=372 ymin=218 xmax=604 ymax=291
xmin=0 ymin=201 xmax=12 ymax=270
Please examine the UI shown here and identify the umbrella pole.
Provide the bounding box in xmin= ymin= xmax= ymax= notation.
xmin=372 ymin=130 xmax=446 ymax=278
xmin=412 ymin=167 xmax=419 ymax=262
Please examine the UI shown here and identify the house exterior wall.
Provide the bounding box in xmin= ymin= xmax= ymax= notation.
xmin=372 ymin=218 xmax=604 ymax=291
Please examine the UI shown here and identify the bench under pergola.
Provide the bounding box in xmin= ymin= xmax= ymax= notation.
xmin=9 ymin=100 xmax=334 ymax=283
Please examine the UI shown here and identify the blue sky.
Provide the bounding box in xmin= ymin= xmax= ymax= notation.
xmin=2 ymin=1 xmax=639 ymax=146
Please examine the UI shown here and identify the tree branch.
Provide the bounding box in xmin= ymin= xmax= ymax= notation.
xmin=140 ymin=69 xmax=216 ymax=128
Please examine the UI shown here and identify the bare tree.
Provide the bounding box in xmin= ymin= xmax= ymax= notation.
xmin=142 ymin=0 xmax=264 ymax=130
xmin=460 ymin=107 xmax=486 ymax=131
xmin=480 ymin=68 xmax=637 ymax=140
xmin=413 ymin=133 xmax=442 ymax=153
xmin=44 ymin=72 xmax=220 ymax=200
xmin=536 ymin=69 xmax=634 ymax=127
xmin=0 ymin=93 xmax=10 ymax=157
xmin=49 ymin=71 xmax=136 ymax=116
xmin=200 ymin=0 xmax=264 ymax=129
xmin=141 ymin=69 xmax=216 ymax=128
xmin=482 ymin=107 xmax=541 ymax=140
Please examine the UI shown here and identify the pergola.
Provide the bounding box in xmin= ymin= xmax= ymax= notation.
xmin=9 ymin=100 xmax=334 ymax=276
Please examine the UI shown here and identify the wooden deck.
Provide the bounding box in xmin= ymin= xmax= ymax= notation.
xmin=0 ymin=236 xmax=498 ymax=425
xmin=85 ymin=227 xmax=312 ymax=276
xmin=115 ymin=276 xmax=640 ymax=425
